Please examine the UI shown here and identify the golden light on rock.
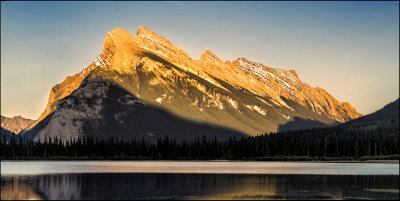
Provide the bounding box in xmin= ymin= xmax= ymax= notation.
xmin=24 ymin=26 xmax=362 ymax=136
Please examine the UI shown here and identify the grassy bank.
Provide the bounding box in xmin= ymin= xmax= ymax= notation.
xmin=359 ymin=155 xmax=400 ymax=160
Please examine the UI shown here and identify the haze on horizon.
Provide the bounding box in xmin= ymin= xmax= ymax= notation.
xmin=1 ymin=1 xmax=398 ymax=120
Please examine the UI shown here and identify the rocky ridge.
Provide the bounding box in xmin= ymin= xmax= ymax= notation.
xmin=23 ymin=26 xmax=362 ymax=141
xmin=1 ymin=115 xmax=35 ymax=134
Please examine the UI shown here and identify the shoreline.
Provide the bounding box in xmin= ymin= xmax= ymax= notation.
xmin=1 ymin=159 xmax=398 ymax=163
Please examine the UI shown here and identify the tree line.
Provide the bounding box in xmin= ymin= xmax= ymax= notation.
xmin=1 ymin=123 xmax=398 ymax=160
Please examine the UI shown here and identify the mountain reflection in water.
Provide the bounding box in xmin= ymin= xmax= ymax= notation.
xmin=1 ymin=174 xmax=399 ymax=200
xmin=1 ymin=176 xmax=41 ymax=200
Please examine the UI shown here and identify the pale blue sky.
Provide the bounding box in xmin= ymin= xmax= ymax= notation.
xmin=1 ymin=1 xmax=399 ymax=119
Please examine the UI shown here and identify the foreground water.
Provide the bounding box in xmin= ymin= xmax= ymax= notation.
xmin=1 ymin=161 xmax=399 ymax=200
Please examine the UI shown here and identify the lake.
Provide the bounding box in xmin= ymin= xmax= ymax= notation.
xmin=1 ymin=161 xmax=399 ymax=200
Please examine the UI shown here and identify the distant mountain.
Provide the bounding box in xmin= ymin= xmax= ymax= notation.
xmin=1 ymin=115 xmax=34 ymax=134
xmin=22 ymin=26 xmax=361 ymax=142
xmin=343 ymin=98 xmax=399 ymax=129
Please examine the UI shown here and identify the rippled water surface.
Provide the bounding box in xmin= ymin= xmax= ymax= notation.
xmin=1 ymin=161 xmax=399 ymax=200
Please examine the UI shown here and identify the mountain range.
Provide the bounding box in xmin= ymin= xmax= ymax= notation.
xmin=20 ymin=26 xmax=362 ymax=142
xmin=1 ymin=115 xmax=34 ymax=134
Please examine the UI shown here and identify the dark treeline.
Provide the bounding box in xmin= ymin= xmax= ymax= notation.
xmin=1 ymin=123 xmax=398 ymax=160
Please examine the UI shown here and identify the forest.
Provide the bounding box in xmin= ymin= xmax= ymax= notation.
xmin=1 ymin=122 xmax=398 ymax=161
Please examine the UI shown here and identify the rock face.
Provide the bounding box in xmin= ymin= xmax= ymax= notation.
xmin=22 ymin=26 xmax=362 ymax=141
xmin=1 ymin=115 xmax=34 ymax=134
xmin=23 ymin=73 xmax=245 ymax=142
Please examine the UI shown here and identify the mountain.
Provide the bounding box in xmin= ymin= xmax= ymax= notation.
xmin=22 ymin=26 xmax=361 ymax=142
xmin=1 ymin=115 xmax=35 ymax=134
xmin=1 ymin=128 xmax=16 ymax=142
xmin=343 ymin=98 xmax=399 ymax=129
xmin=22 ymin=73 xmax=245 ymax=142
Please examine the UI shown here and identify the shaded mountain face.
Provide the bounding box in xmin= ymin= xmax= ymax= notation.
xmin=22 ymin=73 xmax=245 ymax=142
xmin=23 ymin=26 xmax=361 ymax=141
xmin=1 ymin=128 xmax=16 ymax=142
xmin=1 ymin=115 xmax=34 ymax=134
xmin=343 ymin=98 xmax=399 ymax=128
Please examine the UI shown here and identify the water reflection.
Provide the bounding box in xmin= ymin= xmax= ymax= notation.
xmin=1 ymin=176 xmax=41 ymax=200
xmin=37 ymin=174 xmax=82 ymax=200
xmin=1 ymin=174 xmax=399 ymax=200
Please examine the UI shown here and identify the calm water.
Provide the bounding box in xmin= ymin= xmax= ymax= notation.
xmin=1 ymin=161 xmax=399 ymax=200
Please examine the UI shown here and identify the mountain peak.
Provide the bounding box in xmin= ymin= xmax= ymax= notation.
xmin=233 ymin=57 xmax=264 ymax=68
xmin=137 ymin=26 xmax=152 ymax=36
xmin=235 ymin=57 xmax=248 ymax=62
xmin=136 ymin=26 xmax=162 ymax=40
xmin=199 ymin=50 xmax=225 ymax=66
xmin=109 ymin=27 xmax=131 ymax=35
xmin=105 ymin=27 xmax=135 ymax=49
xmin=288 ymin=70 xmax=298 ymax=79
xmin=135 ymin=26 xmax=177 ymax=53
xmin=201 ymin=50 xmax=220 ymax=59
xmin=1 ymin=115 xmax=35 ymax=134
xmin=201 ymin=49 xmax=211 ymax=56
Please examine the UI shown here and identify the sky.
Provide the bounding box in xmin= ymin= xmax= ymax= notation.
xmin=1 ymin=1 xmax=399 ymax=119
